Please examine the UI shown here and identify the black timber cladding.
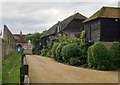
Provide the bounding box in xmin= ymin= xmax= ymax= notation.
xmin=100 ymin=18 xmax=120 ymax=42
xmin=84 ymin=7 xmax=120 ymax=42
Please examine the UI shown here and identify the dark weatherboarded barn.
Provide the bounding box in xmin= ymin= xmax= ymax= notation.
xmin=84 ymin=7 xmax=120 ymax=42
xmin=42 ymin=12 xmax=87 ymax=48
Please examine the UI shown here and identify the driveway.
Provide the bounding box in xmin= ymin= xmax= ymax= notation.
xmin=26 ymin=55 xmax=118 ymax=83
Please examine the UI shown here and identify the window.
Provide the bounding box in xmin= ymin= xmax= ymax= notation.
xmin=23 ymin=46 xmax=27 ymax=49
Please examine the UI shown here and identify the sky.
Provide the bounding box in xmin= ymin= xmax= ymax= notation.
xmin=0 ymin=1 xmax=119 ymax=34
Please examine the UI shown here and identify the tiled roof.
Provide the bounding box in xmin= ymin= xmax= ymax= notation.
xmin=43 ymin=12 xmax=87 ymax=37
xmin=83 ymin=7 xmax=120 ymax=23
xmin=14 ymin=34 xmax=26 ymax=43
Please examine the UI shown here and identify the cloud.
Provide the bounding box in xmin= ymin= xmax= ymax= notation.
xmin=1 ymin=2 xmax=119 ymax=34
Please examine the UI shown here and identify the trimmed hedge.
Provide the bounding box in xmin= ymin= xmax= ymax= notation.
xmin=62 ymin=43 xmax=80 ymax=62
xmin=69 ymin=57 xmax=81 ymax=66
xmin=51 ymin=42 xmax=60 ymax=59
xmin=55 ymin=42 xmax=68 ymax=62
xmin=88 ymin=42 xmax=113 ymax=70
xmin=109 ymin=42 xmax=120 ymax=68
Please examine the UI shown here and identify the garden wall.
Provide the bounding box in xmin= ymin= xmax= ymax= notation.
xmin=0 ymin=25 xmax=16 ymax=60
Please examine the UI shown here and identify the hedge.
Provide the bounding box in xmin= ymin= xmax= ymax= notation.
xmin=88 ymin=42 xmax=113 ymax=70
xmin=69 ymin=57 xmax=81 ymax=66
xmin=109 ymin=42 xmax=120 ymax=68
xmin=51 ymin=42 xmax=60 ymax=59
xmin=55 ymin=42 xmax=68 ymax=62
xmin=62 ymin=43 xmax=80 ymax=62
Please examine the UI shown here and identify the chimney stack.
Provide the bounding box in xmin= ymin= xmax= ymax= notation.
xmin=20 ymin=31 xmax=22 ymax=35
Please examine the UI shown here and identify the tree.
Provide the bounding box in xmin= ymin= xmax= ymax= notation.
xmin=25 ymin=33 xmax=33 ymax=42
xmin=14 ymin=36 xmax=19 ymax=42
xmin=25 ymin=32 xmax=42 ymax=54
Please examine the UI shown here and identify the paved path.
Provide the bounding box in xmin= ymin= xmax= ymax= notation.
xmin=26 ymin=55 xmax=118 ymax=83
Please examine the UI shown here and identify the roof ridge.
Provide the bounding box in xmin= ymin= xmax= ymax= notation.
xmin=98 ymin=7 xmax=105 ymax=17
xmin=61 ymin=13 xmax=77 ymax=30
xmin=102 ymin=6 xmax=120 ymax=9
xmin=83 ymin=6 xmax=120 ymax=23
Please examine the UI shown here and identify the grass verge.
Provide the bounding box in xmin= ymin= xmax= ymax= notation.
xmin=0 ymin=59 xmax=2 ymax=84
xmin=2 ymin=52 xmax=21 ymax=83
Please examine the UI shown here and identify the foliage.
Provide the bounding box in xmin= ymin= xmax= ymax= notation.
xmin=61 ymin=43 xmax=80 ymax=62
xmin=41 ymin=49 xmax=48 ymax=56
xmin=51 ymin=42 xmax=60 ymax=59
xmin=55 ymin=42 xmax=68 ymax=62
xmin=14 ymin=36 xmax=19 ymax=42
xmin=88 ymin=42 xmax=113 ymax=70
xmin=69 ymin=57 xmax=82 ymax=66
xmin=49 ymin=34 xmax=80 ymax=44
xmin=2 ymin=52 xmax=21 ymax=83
xmin=79 ymin=30 xmax=89 ymax=64
xmin=31 ymin=33 xmax=41 ymax=47
xmin=46 ymin=50 xmax=52 ymax=57
xmin=25 ymin=32 xmax=42 ymax=54
xmin=46 ymin=40 xmax=53 ymax=49
xmin=25 ymin=33 xmax=33 ymax=42
xmin=41 ymin=30 xmax=47 ymax=37
xmin=32 ymin=47 xmax=41 ymax=55
xmin=109 ymin=42 xmax=120 ymax=68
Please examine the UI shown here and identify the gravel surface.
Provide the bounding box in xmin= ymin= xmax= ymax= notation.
xmin=26 ymin=55 xmax=118 ymax=83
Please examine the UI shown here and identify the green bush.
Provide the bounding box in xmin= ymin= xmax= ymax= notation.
xmin=32 ymin=47 xmax=41 ymax=55
xmin=46 ymin=50 xmax=52 ymax=57
xmin=88 ymin=42 xmax=113 ymax=70
xmin=109 ymin=42 xmax=120 ymax=68
xmin=55 ymin=42 xmax=68 ymax=62
xmin=80 ymin=30 xmax=89 ymax=64
xmin=41 ymin=49 xmax=48 ymax=56
xmin=62 ymin=43 xmax=80 ymax=62
xmin=69 ymin=57 xmax=82 ymax=66
xmin=51 ymin=42 xmax=60 ymax=59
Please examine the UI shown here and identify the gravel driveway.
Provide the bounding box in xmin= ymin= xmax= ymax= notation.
xmin=26 ymin=55 xmax=118 ymax=83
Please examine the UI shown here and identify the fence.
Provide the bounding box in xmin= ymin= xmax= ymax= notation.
xmin=20 ymin=54 xmax=29 ymax=85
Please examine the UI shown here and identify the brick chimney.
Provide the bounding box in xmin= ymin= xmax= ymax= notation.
xmin=20 ymin=31 xmax=22 ymax=35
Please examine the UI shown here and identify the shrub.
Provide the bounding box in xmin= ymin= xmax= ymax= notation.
xmin=41 ymin=49 xmax=48 ymax=56
xmin=55 ymin=42 xmax=68 ymax=62
xmin=109 ymin=42 xmax=120 ymax=68
xmin=88 ymin=42 xmax=113 ymax=70
xmin=62 ymin=43 xmax=80 ymax=62
xmin=51 ymin=42 xmax=60 ymax=59
xmin=80 ymin=30 xmax=89 ymax=64
xmin=32 ymin=47 xmax=41 ymax=55
xmin=46 ymin=50 xmax=52 ymax=57
xmin=69 ymin=57 xmax=82 ymax=66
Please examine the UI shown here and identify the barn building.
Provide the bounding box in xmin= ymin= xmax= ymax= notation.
xmin=42 ymin=12 xmax=87 ymax=48
xmin=83 ymin=7 xmax=120 ymax=42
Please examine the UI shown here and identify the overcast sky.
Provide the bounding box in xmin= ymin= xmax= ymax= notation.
xmin=0 ymin=2 xmax=119 ymax=34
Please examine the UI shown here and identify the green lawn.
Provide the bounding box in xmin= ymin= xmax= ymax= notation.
xmin=2 ymin=52 xmax=21 ymax=84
